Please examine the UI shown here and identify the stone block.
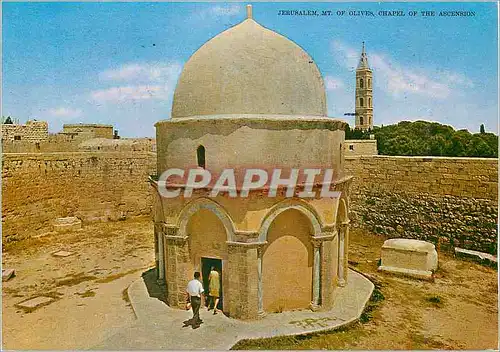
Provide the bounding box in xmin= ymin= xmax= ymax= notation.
xmin=53 ymin=216 xmax=82 ymax=232
xmin=16 ymin=296 xmax=55 ymax=309
xmin=455 ymin=247 xmax=497 ymax=266
xmin=378 ymin=239 xmax=438 ymax=280
xmin=52 ymin=250 xmax=74 ymax=257
xmin=2 ymin=269 xmax=15 ymax=281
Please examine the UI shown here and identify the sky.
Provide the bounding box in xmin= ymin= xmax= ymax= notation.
xmin=2 ymin=2 xmax=498 ymax=137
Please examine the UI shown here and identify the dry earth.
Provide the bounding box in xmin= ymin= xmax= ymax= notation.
xmin=2 ymin=217 xmax=155 ymax=350
xmin=2 ymin=219 xmax=498 ymax=350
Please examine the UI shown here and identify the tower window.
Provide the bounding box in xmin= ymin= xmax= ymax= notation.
xmin=349 ymin=145 xmax=354 ymax=150
xmin=369 ymin=98 xmax=372 ymax=107
xmin=360 ymin=98 xmax=364 ymax=107
xmin=197 ymin=145 xmax=206 ymax=169
xmin=368 ymin=79 xmax=371 ymax=88
xmin=360 ymin=116 xmax=364 ymax=125
xmin=360 ymin=78 xmax=364 ymax=88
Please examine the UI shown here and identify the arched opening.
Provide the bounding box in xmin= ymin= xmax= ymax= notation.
xmin=197 ymin=145 xmax=206 ymax=169
xmin=360 ymin=78 xmax=364 ymax=88
xmin=368 ymin=78 xmax=371 ymax=88
xmin=360 ymin=98 xmax=364 ymax=107
xmin=369 ymin=98 xmax=372 ymax=107
xmin=186 ymin=208 xmax=227 ymax=312
xmin=360 ymin=116 xmax=364 ymax=125
xmin=262 ymin=209 xmax=313 ymax=312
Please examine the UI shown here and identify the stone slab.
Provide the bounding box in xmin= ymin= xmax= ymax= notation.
xmin=455 ymin=247 xmax=497 ymax=265
xmin=378 ymin=265 xmax=433 ymax=280
xmin=2 ymin=269 xmax=15 ymax=281
xmin=52 ymin=250 xmax=73 ymax=257
xmin=16 ymin=296 xmax=55 ymax=309
xmin=379 ymin=239 xmax=438 ymax=278
xmin=53 ymin=217 xmax=82 ymax=232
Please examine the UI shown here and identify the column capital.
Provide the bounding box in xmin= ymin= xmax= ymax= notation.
xmin=226 ymin=241 xmax=267 ymax=248
xmin=162 ymin=224 xmax=179 ymax=236
xmin=164 ymin=234 xmax=188 ymax=243
xmin=311 ymin=233 xmax=336 ymax=246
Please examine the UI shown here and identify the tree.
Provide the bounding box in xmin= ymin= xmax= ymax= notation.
xmin=480 ymin=124 xmax=486 ymax=134
xmin=3 ymin=116 xmax=13 ymax=124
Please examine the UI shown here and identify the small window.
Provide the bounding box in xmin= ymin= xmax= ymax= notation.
xmin=360 ymin=116 xmax=364 ymax=125
xmin=369 ymin=98 xmax=372 ymax=107
xmin=14 ymin=135 xmax=21 ymax=141
xmin=368 ymin=79 xmax=371 ymax=88
xmin=360 ymin=98 xmax=364 ymax=107
xmin=349 ymin=145 xmax=354 ymax=150
xmin=360 ymin=78 xmax=364 ymax=88
xmin=197 ymin=145 xmax=206 ymax=169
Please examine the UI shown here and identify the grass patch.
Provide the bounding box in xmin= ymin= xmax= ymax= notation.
xmin=360 ymin=287 xmax=385 ymax=323
xmin=425 ymin=295 xmax=445 ymax=308
xmin=231 ymin=323 xmax=366 ymax=350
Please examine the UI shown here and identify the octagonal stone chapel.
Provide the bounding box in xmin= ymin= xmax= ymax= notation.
xmin=150 ymin=5 xmax=352 ymax=320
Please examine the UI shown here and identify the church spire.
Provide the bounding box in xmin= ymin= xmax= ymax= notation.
xmin=357 ymin=42 xmax=370 ymax=69
xmin=355 ymin=42 xmax=373 ymax=131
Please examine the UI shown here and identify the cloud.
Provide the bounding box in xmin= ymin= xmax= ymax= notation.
xmin=91 ymin=85 xmax=172 ymax=102
xmin=47 ymin=107 xmax=82 ymax=119
xmin=192 ymin=4 xmax=243 ymax=22
xmin=331 ymin=40 xmax=473 ymax=100
xmin=92 ymin=62 xmax=182 ymax=103
xmin=99 ymin=62 xmax=182 ymax=83
xmin=324 ymin=76 xmax=345 ymax=90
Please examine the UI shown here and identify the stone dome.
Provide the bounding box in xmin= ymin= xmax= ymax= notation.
xmin=171 ymin=15 xmax=327 ymax=119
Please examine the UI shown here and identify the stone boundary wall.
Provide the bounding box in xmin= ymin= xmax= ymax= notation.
xmin=345 ymin=156 xmax=498 ymax=254
xmin=2 ymin=152 xmax=157 ymax=243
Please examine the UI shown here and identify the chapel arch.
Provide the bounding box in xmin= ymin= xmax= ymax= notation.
xmin=261 ymin=208 xmax=314 ymax=312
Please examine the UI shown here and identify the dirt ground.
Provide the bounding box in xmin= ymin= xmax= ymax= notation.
xmin=2 ymin=219 xmax=498 ymax=350
xmin=2 ymin=217 xmax=155 ymax=350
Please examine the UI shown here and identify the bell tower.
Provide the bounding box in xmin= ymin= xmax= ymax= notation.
xmin=355 ymin=42 xmax=373 ymax=130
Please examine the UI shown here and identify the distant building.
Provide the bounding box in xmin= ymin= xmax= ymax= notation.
xmin=355 ymin=43 xmax=373 ymax=131
xmin=1 ymin=120 xmax=48 ymax=142
xmin=344 ymin=139 xmax=378 ymax=156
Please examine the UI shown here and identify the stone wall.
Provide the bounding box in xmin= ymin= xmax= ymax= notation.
xmin=2 ymin=152 xmax=156 ymax=243
xmin=344 ymin=139 xmax=378 ymax=156
xmin=1 ymin=120 xmax=49 ymax=142
xmin=345 ymin=156 xmax=498 ymax=254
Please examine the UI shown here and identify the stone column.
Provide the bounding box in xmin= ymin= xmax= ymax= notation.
xmin=342 ymin=222 xmax=350 ymax=284
xmin=338 ymin=224 xmax=347 ymax=287
xmin=257 ymin=245 xmax=265 ymax=318
xmin=153 ymin=222 xmax=162 ymax=279
xmin=157 ymin=232 xmax=165 ymax=283
xmin=311 ymin=239 xmax=321 ymax=310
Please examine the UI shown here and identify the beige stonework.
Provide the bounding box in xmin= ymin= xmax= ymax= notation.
xmin=153 ymin=8 xmax=351 ymax=320
xmin=345 ymin=139 xmax=378 ymax=156
xmin=379 ymin=239 xmax=438 ymax=280
xmin=1 ymin=120 xmax=48 ymax=142
xmin=62 ymin=124 xmax=114 ymax=139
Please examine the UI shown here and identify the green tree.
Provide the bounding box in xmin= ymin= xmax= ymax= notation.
xmin=480 ymin=124 xmax=486 ymax=134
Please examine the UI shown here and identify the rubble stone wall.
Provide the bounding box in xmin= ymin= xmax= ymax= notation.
xmin=345 ymin=156 xmax=498 ymax=254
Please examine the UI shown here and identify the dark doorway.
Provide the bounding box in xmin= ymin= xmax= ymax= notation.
xmin=201 ymin=257 xmax=222 ymax=310
xmin=197 ymin=145 xmax=206 ymax=169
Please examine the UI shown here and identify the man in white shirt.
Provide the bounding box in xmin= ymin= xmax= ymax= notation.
xmin=185 ymin=271 xmax=204 ymax=328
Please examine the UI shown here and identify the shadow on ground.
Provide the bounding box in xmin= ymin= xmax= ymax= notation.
xmin=142 ymin=268 xmax=167 ymax=304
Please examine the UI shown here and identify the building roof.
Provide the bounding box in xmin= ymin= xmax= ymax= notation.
xmin=171 ymin=5 xmax=327 ymax=119
xmin=357 ymin=42 xmax=370 ymax=70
